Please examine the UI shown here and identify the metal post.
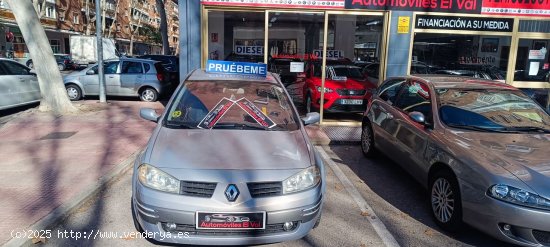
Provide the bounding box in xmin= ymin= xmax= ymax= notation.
xmin=96 ymin=0 xmax=106 ymax=103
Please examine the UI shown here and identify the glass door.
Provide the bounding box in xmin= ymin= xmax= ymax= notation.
xmin=266 ymin=11 xmax=326 ymax=117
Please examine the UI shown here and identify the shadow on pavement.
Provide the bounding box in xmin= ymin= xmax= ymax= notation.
xmin=328 ymin=145 xmax=515 ymax=247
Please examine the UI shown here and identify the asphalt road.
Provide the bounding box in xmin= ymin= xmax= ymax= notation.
xmin=33 ymin=145 xmax=515 ymax=247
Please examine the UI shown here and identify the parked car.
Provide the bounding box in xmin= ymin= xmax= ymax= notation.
xmin=361 ymin=62 xmax=381 ymax=86
xmin=269 ymin=58 xmax=303 ymax=86
xmin=137 ymin=55 xmax=180 ymax=93
xmin=63 ymin=58 xmax=172 ymax=102
xmin=434 ymin=64 xmax=506 ymax=82
xmin=361 ymin=75 xmax=550 ymax=247
xmin=433 ymin=69 xmax=495 ymax=80
xmin=133 ymin=66 xmax=325 ymax=245
xmin=304 ymin=59 xmax=376 ymax=113
xmin=0 ymin=58 xmax=40 ymax=110
xmin=27 ymin=54 xmax=77 ymax=71
xmin=514 ymin=68 xmax=550 ymax=82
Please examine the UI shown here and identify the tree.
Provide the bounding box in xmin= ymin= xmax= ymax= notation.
xmin=7 ymin=0 xmax=77 ymax=114
xmin=106 ymin=0 xmax=121 ymax=38
xmin=155 ymin=0 xmax=169 ymax=55
xmin=129 ymin=0 xmax=143 ymax=56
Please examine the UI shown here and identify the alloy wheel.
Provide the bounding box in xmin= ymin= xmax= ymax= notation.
xmin=141 ymin=89 xmax=156 ymax=102
xmin=66 ymin=87 xmax=79 ymax=100
xmin=431 ymin=177 xmax=455 ymax=223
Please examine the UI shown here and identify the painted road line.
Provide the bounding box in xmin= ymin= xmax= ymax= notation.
xmin=317 ymin=146 xmax=400 ymax=247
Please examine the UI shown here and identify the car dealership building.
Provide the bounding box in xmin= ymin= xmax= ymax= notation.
xmin=178 ymin=0 xmax=550 ymax=123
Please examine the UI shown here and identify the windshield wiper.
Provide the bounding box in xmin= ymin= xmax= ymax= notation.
xmin=211 ymin=123 xmax=270 ymax=130
xmin=445 ymin=123 xmax=511 ymax=133
xmin=502 ymin=126 xmax=550 ymax=133
xmin=165 ymin=122 xmax=197 ymax=129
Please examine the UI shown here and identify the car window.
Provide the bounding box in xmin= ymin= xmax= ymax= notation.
xmin=394 ymin=80 xmax=432 ymax=119
xmin=89 ymin=61 xmax=119 ymax=74
xmin=363 ymin=65 xmax=379 ymax=79
xmin=0 ymin=63 xmax=8 ymax=75
xmin=121 ymin=61 xmax=143 ymax=74
xmin=332 ymin=66 xmax=365 ymax=79
xmin=143 ymin=63 xmax=151 ymax=73
xmin=0 ymin=61 xmax=30 ymax=75
xmin=165 ymin=80 xmax=300 ymax=131
xmin=437 ymin=88 xmax=550 ymax=131
xmin=378 ymin=78 xmax=406 ymax=104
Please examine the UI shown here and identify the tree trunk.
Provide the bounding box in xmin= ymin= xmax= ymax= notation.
xmin=155 ymin=0 xmax=169 ymax=55
xmin=85 ymin=0 xmax=91 ymax=35
xmin=7 ymin=0 xmax=77 ymax=114
xmin=101 ymin=0 xmax=106 ymax=33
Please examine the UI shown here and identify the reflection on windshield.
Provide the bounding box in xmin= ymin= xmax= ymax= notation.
xmin=332 ymin=67 xmax=364 ymax=79
xmin=165 ymin=81 xmax=299 ymax=131
xmin=437 ymin=88 xmax=550 ymax=132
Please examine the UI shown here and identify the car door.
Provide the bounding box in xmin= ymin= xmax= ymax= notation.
xmin=81 ymin=61 xmax=119 ymax=96
xmin=0 ymin=62 xmax=21 ymax=109
xmin=119 ymin=61 xmax=144 ymax=96
xmin=389 ymin=80 xmax=433 ymax=179
xmin=0 ymin=60 xmax=38 ymax=107
xmin=103 ymin=61 xmax=121 ymax=95
xmin=369 ymin=78 xmax=406 ymax=153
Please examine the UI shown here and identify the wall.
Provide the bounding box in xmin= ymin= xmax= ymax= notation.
xmin=386 ymin=11 xmax=413 ymax=77
xmin=179 ymin=0 xmax=201 ymax=79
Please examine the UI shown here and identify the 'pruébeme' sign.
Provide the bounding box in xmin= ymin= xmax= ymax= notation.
xmin=206 ymin=60 xmax=267 ymax=77
xmin=415 ymin=15 xmax=513 ymax=32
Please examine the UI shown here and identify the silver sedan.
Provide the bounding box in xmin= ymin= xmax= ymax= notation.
xmin=132 ymin=69 xmax=325 ymax=245
xmin=361 ymin=75 xmax=550 ymax=246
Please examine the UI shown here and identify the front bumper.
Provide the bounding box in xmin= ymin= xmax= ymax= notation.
xmin=463 ymin=194 xmax=550 ymax=246
xmin=132 ymin=181 xmax=323 ymax=245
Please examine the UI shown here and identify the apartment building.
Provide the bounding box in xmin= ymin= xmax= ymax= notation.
xmin=0 ymin=0 xmax=179 ymax=64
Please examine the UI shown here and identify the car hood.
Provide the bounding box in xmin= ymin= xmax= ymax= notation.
xmin=146 ymin=127 xmax=312 ymax=170
xmin=327 ymin=78 xmax=374 ymax=89
xmin=448 ymin=130 xmax=550 ymax=195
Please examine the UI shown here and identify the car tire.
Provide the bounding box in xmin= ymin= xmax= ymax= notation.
xmin=58 ymin=63 xmax=66 ymax=71
xmin=305 ymin=93 xmax=314 ymax=113
xmin=313 ymin=213 xmax=322 ymax=229
xmin=131 ymin=197 xmax=145 ymax=233
xmin=429 ymin=169 xmax=463 ymax=232
xmin=65 ymin=84 xmax=82 ymax=101
xmin=361 ymin=121 xmax=377 ymax=158
xmin=140 ymin=87 xmax=158 ymax=102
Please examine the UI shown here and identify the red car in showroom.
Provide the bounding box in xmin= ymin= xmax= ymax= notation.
xmin=303 ymin=59 xmax=376 ymax=113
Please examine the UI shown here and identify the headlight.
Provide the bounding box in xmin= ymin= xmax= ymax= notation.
xmin=138 ymin=164 xmax=180 ymax=194
xmin=283 ymin=166 xmax=321 ymax=194
xmin=316 ymin=86 xmax=333 ymax=93
xmin=489 ymin=184 xmax=550 ymax=210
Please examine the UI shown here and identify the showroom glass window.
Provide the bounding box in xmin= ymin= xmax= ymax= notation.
xmin=207 ymin=11 xmax=265 ymax=63
xmin=514 ymin=21 xmax=550 ymax=83
xmin=411 ymin=33 xmax=511 ymax=82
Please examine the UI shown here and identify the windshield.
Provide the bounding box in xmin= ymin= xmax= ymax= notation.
xmin=437 ymin=88 xmax=550 ymax=132
xmin=165 ymin=80 xmax=300 ymax=131
xmin=332 ymin=66 xmax=364 ymax=79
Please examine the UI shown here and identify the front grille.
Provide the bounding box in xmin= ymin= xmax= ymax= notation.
xmin=248 ymin=182 xmax=282 ymax=198
xmin=533 ymin=230 xmax=550 ymax=245
xmin=166 ymin=222 xmax=299 ymax=236
xmin=337 ymin=89 xmax=366 ymax=96
xmin=180 ymin=181 xmax=217 ymax=198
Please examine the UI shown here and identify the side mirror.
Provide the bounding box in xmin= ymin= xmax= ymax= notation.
xmin=302 ymin=112 xmax=320 ymax=125
xmin=140 ymin=108 xmax=159 ymax=122
xmin=409 ymin=111 xmax=426 ymax=124
xmin=86 ymin=70 xmax=95 ymax=75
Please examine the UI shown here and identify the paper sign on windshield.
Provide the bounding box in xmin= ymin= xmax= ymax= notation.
xmin=197 ymin=98 xmax=235 ymax=129
xmin=235 ymin=98 xmax=276 ymax=128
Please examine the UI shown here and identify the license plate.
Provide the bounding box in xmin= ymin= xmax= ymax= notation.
xmin=196 ymin=212 xmax=266 ymax=230
xmin=341 ymin=99 xmax=363 ymax=105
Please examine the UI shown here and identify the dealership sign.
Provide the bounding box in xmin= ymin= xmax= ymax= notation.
xmin=415 ymin=15 xmax=513 ymax=32
xmin=482 ymin=0 xmax=550 ymax=16
xmin=200 ymin=0 xmax=345 ymax=9
xmin=345 ymin=0 xmax=482 ymax=13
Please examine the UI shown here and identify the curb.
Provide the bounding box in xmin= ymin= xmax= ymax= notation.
xmin=3 ymin=150 xmax=141 ymax=247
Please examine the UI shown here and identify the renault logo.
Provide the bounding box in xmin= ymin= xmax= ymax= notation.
xmin=225 ymin=184 xmax=240 ymax=202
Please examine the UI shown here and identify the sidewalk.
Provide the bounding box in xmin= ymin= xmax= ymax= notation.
xmin=0 ymin=100 xmax=341 ymax=246
xmin=0 ymin=101 xmax=162 ymax=246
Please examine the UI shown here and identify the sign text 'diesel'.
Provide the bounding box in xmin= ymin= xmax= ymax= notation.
xmin=415 ymin=15 xmax=513 ymax=32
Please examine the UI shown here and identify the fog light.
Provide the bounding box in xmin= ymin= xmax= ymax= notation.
xmin=503 ymin=224 xmax=511 ymax=231
xmin=283 ymin=221 xmax=294 ymax=231
xmin=166 ymin=222 xmax=177 ymax=231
